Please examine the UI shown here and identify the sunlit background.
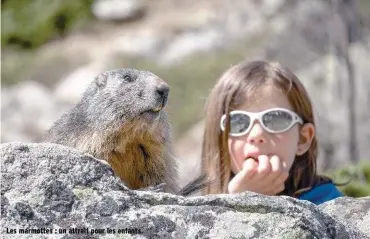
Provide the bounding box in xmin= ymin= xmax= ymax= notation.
xmin=1 ymin=0 xmax=370 ymax=196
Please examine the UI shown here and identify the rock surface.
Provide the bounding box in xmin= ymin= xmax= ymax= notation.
xmin=0 ymin=81 xmax=69 ymax=143
xmin=92 ymin=0 xmax=147 ymax=22
xmin=1 ymin=142 xmax=369 ymax=238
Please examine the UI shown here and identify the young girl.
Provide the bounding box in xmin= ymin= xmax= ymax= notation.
xmin=201 ymin=60 xmax=343 ymax=205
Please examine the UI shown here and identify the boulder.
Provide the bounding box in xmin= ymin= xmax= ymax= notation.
xmin=320 ymin=196 xmax=370 ymax=237
xmin=1 ymin=142 xmax=369 ymax=238
xmin=91 ymin=0 xmax=147 ymax=22
xmin=1 ymin=81 xmax=67 ymax=143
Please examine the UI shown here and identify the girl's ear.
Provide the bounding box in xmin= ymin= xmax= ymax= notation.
xmin=296 ymin=123 xmax=315 ymax=156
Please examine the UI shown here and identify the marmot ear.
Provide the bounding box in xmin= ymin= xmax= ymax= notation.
xmin=95 ymin=73 xmax=108 ymax=88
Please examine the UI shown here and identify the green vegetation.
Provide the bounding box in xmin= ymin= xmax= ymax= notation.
xmin=359 ymin=0 xmax=370 ymax=21
xmin=324 ymin=161 xmax=370 ymax=198
xmin=1 ymin=0 xmax=94 ymax=49
xmin=1 ymin=0 xmax=93 ymax=85
xmin=1 ymin=48 xmax=36 ymax=85
xmin=1 ymin=47 xmax=89 ymax=86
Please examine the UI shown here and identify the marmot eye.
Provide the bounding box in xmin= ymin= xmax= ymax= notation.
xmin=123 ymin=75 xmax=133 ymax=82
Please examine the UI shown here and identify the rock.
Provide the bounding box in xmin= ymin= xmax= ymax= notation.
xmin=159 ymin=29 xmax=224 ymax=65
xmin=1 ymin=142 xmax=369 ymax=238
xmin=264 ymin=0 xmax=335 ymax=70
xmin=259 ymin=0 xmax=286 ymax=17
xmin=295 ymin=36 xmax=370 ymax=170
xmin=92 ymin=0 xmax=147 ymax=22
xmin=1 ymin=81 xmax=67 ymax=143
xmin=112 ymin=30 xmax=164 ymax=58
xmin=319 ymin=196 xmax=370 ymax=237
xmin=157 ymin=0 xmax=285 ymax=65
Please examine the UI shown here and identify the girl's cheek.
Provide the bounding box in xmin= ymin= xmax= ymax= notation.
xmin=230 ymin=155 xmax=243 ymax=173
xmin=228 ymin=139 xmax=244 ymax=173
xmin=277 ymin=131 xmax=300 ymax=171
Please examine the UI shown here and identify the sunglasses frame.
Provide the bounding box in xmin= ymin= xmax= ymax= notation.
xmin=220 ymin=107 xmax=304 ymax=137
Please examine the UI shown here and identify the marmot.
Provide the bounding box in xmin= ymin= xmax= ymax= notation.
xmin=43 ymin=68 xmax=203 ymax=195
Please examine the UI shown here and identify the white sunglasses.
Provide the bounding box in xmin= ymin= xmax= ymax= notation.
xmin=220 ymin=108 xmax=304 ymax=136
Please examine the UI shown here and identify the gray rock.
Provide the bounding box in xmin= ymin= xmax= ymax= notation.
xmin=156 ymin=0 xmax=284 ymax=65
xmin=264 ymin=0 xmax=335 ymax=70
xmin=113 ymin=30 xmax=164 ymax=58
xmin=1 ymin=142 xmax=369 ymax=238
xmin=159 ymin=29 xmax=224 ymax=65
xmin=319 ymin=196 xmax=370 ymax=237
xmin=294 ymin=36 xmax=370 ymax=169
xmin=92 ymin=0 xmax=147 ymax=22
xmin=1 ymin=81 xmax=67 ymax=143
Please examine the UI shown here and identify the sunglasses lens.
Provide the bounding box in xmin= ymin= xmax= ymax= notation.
xmin=262 ymin=110 xmax=293 ymax=132
xmin=228 ymin=114 xmax=251 ymax=134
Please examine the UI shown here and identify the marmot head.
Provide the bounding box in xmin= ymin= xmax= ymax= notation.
xmin=82 ymin=68 xmax=170 ymax=131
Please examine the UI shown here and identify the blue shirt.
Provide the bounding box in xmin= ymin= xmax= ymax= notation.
xmin=298 ymin=183 xmax=343 ymax=205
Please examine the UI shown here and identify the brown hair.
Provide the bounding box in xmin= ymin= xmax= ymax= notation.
xmin=201 ymin=60 xmax=333 ymax=197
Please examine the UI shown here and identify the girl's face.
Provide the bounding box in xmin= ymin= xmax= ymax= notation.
xmin=227 ymin=84 xmax=313 ymax=174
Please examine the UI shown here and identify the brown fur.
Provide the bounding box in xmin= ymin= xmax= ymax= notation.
xmin=71 ymin=116 xmax=178 ymax=191
xmin=108 ymin=120 xmax=168 ymax=189
xmin=43 ymin=68 xmax=206 ymax=195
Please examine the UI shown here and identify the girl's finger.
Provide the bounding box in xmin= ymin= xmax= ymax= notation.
xmin=255 ymin=155 xmax=271 ymax=179
xmin=241 ymin=158 xmax=259 ymax=179
xmin=268 ymin=155 xmax=284 ymax=181
xmin=264 ymin=168 xmax=289 ymax=195
xmin=233 ymin=158 xmax=258 ymax=183
xmin=228 ymin=159 xmax=258 ymax=193
xmin=270 ymin=155 xmax=283 ymax=173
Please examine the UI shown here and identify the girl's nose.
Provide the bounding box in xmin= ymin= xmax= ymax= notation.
xmin=246 ymin=122 xmax=266 ymax=144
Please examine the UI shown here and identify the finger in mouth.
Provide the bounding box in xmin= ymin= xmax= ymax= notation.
xmin=245 ymin=157 xmax=259 ymax=162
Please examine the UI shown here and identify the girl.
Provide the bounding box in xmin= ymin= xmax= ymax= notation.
xmin=201 ymin=60 xmax=343 ymax=205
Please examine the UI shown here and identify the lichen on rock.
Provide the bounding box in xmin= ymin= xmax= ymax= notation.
xmin=1 ymin=142 xmax=369 ymax=238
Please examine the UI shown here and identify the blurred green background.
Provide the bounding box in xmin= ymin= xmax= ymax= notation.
xmin=325 ymin=161 xmax=370 ymax=197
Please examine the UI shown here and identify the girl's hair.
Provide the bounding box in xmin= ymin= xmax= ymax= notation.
xmin=201 ymin=60 xmax=334 ymax=197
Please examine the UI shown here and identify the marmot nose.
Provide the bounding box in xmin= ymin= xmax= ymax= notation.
xmin=156 ymin=83 xmax=169 ymax=99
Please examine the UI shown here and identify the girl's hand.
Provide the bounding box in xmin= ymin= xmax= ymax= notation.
xmin=228 ymin=155 xmax=289 ymax=195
